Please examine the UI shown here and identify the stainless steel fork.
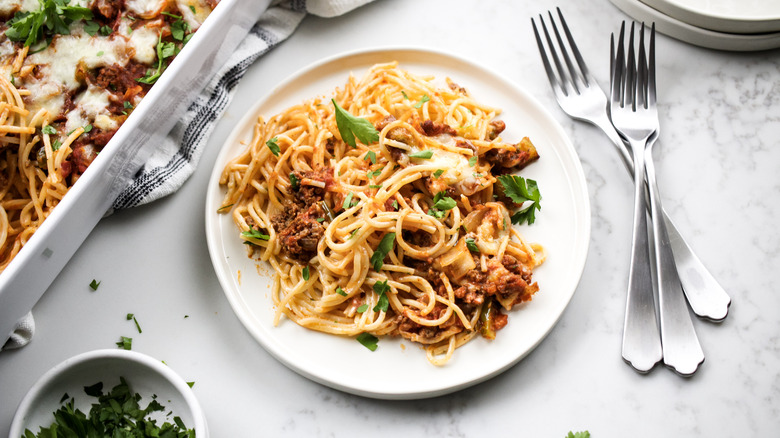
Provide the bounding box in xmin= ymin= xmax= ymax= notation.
xmin=628 ymin=23 xmax=705 ymax=376
xmin=531 ymin=9 xmax=730 ymax=323
xmin=609 ymin=22 xmax=663 ymax=373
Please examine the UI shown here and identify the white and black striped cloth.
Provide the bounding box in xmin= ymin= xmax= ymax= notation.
xmin=3 ymin=0 xmax=374 ymax=350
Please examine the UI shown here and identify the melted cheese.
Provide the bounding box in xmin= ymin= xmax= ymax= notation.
xmin=125 ymin=0 xmax=167 ymax=17
xmin=177 ymin=0 xmax=214 ymax=30
xmin=27 ymin=28 xmax=129 ymax=91
xmin=128 ymin=25 xmax=160 ymax=64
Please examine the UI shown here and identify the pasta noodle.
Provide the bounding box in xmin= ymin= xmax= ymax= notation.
xmin=219 ymin=62 xmax=545 ymax=365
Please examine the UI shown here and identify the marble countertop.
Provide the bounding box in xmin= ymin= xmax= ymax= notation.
xmin=2 ymin=0 xmax=778 ymax=436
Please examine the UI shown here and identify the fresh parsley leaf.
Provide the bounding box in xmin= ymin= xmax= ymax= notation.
xmin=357 ymin=304 xmax=368 ymax=313
xmin=52 ymin=139 xmax=61 ymax=151
xmin=409 ymin=150 xmax=433 ymax=159
xmin=116 ymin=336 xmax=132 ymax=350
xmin=136 ymin=35 xmax=178 ymax=85
xmin=266 ymin=137 xmax=280 ymax=156
xmin=466 ymin=238 xmax=479 ymax=252
xmin=356 ymin=333 xmax=378 ymax=351
xmin=342 ymin=191 xmax=355 ymax=210
xmin=364 ymin=150 xmax=377 ymax=164
xmin=372 ymin=280 xmax=390 ymax=312
xmin=433 ymin=191 xmax=456 ymax=211
xmin=5 ymin=0 xmax=93 ymax=47
xmin=302 ymin=265 xmax=310 ymax=281
xmin=468 ymin=156 xmax=478 ymax=167
xmin=433 ymin=169 xmax=444 ymax=178
xmin=96 ymin=50 xmax=104 ymax=56
xmin=497 ymin=175 xmax=542 ymax=225
xmin=289 ymin=172 xmax=299 ymax=189
xmin=336 ymin=287 xmax=347 ymax=296
xmin=89 ymin=279 xmax=100 ymax=291
xmin=332 ymin=99 xmax=379 ymax=148
xmin=42 ymin=125 xmax=56 ymax=135
xmin=170 ymin=19 xmax=189 ymax=41
xmin=367 ymin=166 xmax=384 ymax=179
xmin=83 ymin=20 xmax=100 ymax=36
xmin=124 ymin=101 xmax=134 ymax=109
xmin=370 ymin=232 xmax=396 ymax=271
xmin=99 ymin=25 xmax=112 ymax=36
xmin=241 ymin=228 xmax=270 ymax=241
xmin=349 ymin=227 xmax=360 ymax=239
xmin=414 ymin=94 xmax=430 ymax=109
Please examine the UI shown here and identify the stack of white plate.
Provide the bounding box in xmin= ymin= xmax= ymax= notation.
xmin=609 ymin=0 xmax=780 ymax=51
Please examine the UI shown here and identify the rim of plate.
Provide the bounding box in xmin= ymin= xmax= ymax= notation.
xmin=640 ymin=0 xmax=780 ymax=34
xmin=609 ymin=0 xmax=780 ymax=51
xmin=205 ymin=46 xmax=591 ymax=399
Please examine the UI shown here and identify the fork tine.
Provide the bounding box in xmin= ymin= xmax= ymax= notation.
xmin=648 ymin=23 xmax=657 ymax=107
xmin=611 ymin=22 xmax=626 ymax=107
xmin=548 ymin=11 xmax=581 ymax=94
xmin=556 ymin=7 xmax=593 ymax=87
xmin=538 ymin=14 xmax=573 ymax=97
xmin=531 ymin=17 xmax=563 ymax=97
xmin=637 ymin=23 xmax=648 ymax=110
xmin=626 ymin=22 xmax=637 ymax=110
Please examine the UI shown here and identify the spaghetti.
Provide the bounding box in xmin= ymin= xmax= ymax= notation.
xmin=219 ymin=62 xmax=545 ymax=365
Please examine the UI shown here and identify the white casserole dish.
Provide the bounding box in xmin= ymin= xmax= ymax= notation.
xmin=0 ymin=0 xmax=271 ymax=343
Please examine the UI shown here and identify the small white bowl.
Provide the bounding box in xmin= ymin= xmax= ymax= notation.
xmin=9 ymin=349 xmax=208 ymax=437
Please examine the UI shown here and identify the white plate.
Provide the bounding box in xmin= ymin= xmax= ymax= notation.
xmin=641 ymin=0 xmax=780 ymax=34
xmin=205 ymin=48 xmax=591 ymax=399
xmin=609 ymin=0 xmax=780 ymax=51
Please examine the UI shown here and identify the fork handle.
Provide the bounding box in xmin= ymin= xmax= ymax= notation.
xmin=588 ymin=113 xmax=730 ymax=321
xmin=622 ymin=138 xmax=663 ymax=373
xmin=646 ymin=153 xmax=705 ymax=376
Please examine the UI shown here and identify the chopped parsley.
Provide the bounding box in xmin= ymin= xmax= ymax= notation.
xmin=289 ymin=172 xmax=300 ymax=190
xmin=302 ymin=265 xmax=310 ymax=281
xmin=368 ymin=184 xmax=382 ymax=189
xmin=5 ymin=0 xmax=93 ymax=47
xmin=364 ymin=150 xmax=377 ymax=164
xmin=497 ymin=174 xmax=542 ymax=225
xmin=466 ymin=238 xmax=480 ymax=253
xmin=401 ymin=91 xmax=409 ymax=100
xmin=468 ymin=156 xmax=478 ymax=167
xmin=428 ymin=191 xmax=457 ymax=218
xmin=126 ymin=313 xmax=142 ymax=334
xmin=433 ymin=169 xmax=444 ymax=178
xmin=342 ymin=191 xmax=355 ymax=210
xmin=336 ymin=287 xmax=347 ymax=296
xmin=42 ymin=125 xmax=56 ymax=135
xmin=332 ymin=99 xmax=379 ymax=148
xmin=370 ymin=232 xmax=396 ymax=271
xmin=356 ymin=333 xmax=378 ymax=351
xmin=409 ymin=150 xmax=433 ymax=159
xmin=170 ymin=18 xmax=189 ymax=41
xmin=367 ymin=166 xmax=384 ymax=179
xmin=216 ymin=203 xmax=233 ymax=213
xmin=23 ymin=378 xmax=196 ymax=437
xmin=136 ymin=35 xmax=180 ymax=85
xmin=414 ymin=94 xmax=431 ymax=109
xmin=266 ymin=137 xmax=280 ymax=156
xmin=83 ymin=124 xmax=92 ymax=133
xmin=241 ymin=228 xmax=270 ymax=241
xmin=349 ymin=227 xmax=360 ymax=239
xmin=115 ymin=336 xmax=132 ymax=350
xmin=566 ymin=432 xmax=590 ymax=438
xmin=357 ymin=304 xmax=368 ymax=313
xmin=89 ymin=279 xmax=100 ymax=291
xmin=52 ymin=139 xmax=61 ymax=151
xmin=372 ymin=280 xmax=390 ymax=312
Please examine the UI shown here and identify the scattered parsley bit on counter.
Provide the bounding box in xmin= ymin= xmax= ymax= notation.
xmin=356 ymin=333 xmax=378 ymax=351
xmin=89 ymin=279 xmax=100 ymax=291
xmin=116 ymin=336 xmax=132 ymax=350
xmin=126 ymin=313 xmax=142 ymax=334
xmin=566 ymin=431 xmax=591 ymax=438
xmin=186 ymin=381 xmax=195 ymax=388
xmin=23 ymin=377 xmax=195 ymax=438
